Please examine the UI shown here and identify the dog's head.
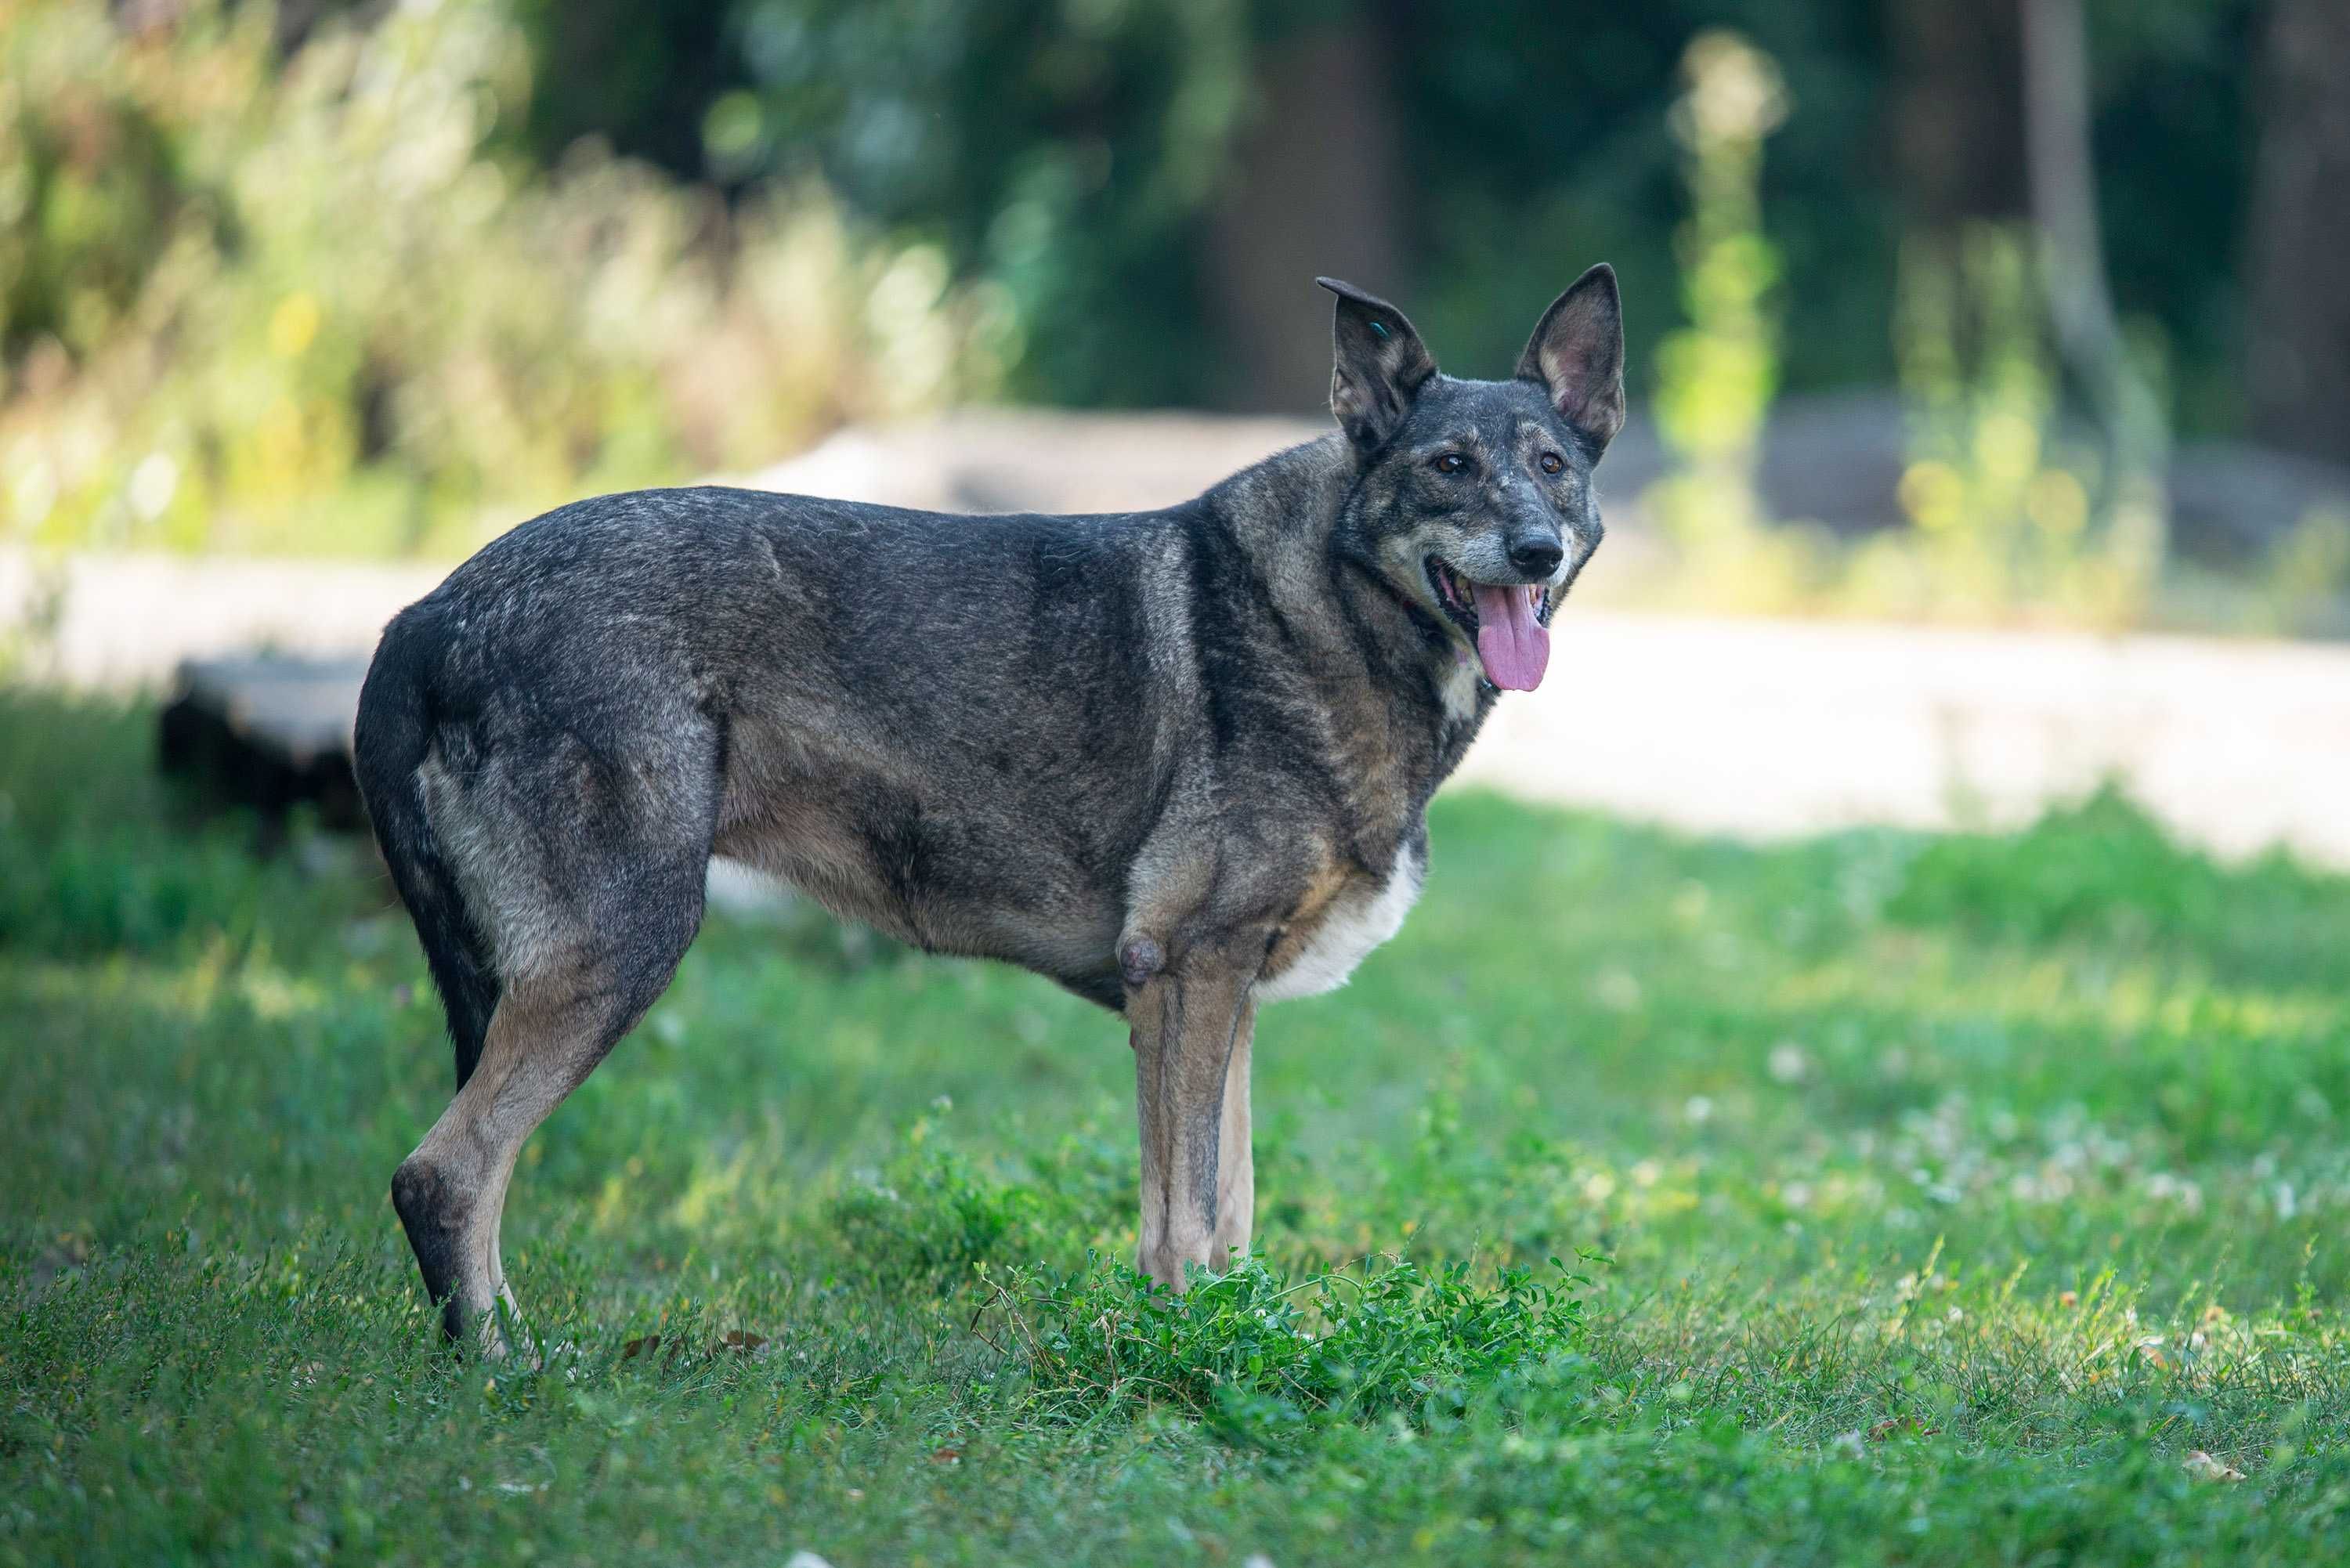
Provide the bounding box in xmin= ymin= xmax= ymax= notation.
xmin=1321 ymin=267 xmax=1624 ymax=693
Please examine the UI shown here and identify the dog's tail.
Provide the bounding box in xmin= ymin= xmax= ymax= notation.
xmin=354 ymin=605 xmax=500 ymax=1089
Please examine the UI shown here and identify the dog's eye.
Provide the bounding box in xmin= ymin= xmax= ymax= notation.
xmin=1430 ymin=453 xmax=1470 ymax=475
xmin=1539 ymin=451 xmax=1564 ymax=475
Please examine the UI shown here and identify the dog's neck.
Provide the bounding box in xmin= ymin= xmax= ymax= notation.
xmin=1200 ymin=435 xmax=1495 ymax=827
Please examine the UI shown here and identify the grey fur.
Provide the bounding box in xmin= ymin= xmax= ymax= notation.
xmin=355 ymin=269 xmax=1625 ymax=1344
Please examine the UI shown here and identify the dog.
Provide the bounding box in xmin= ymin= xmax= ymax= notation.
xmin=354 ymin=267 xmax=1625 ymax=1347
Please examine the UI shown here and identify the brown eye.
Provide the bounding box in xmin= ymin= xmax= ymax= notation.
xmin=1430 ymin=453 xmax=1470 ymax=475
xmin=1539 ymin=451 xmax=1564 ymax=475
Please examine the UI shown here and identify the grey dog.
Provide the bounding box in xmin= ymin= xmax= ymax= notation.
xmin=354 ymin=267 xmax=1625 ymax=1347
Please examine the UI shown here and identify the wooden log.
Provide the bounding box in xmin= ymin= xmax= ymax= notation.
xmin=157 ymin=653 xmax=370 ymax=830
xmin=150 ymin=650 xmax=802 ymax=920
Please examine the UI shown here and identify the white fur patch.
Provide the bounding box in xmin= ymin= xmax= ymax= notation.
xmin=1255 ymin=844 xmax=1425 ymax=1003
xmin=1441 ymin=653 xmax=1483 ymax=726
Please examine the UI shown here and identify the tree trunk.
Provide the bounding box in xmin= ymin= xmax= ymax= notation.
xmin=1202 ymin=20 xmax=1405 ymax=413
xmin=1889 ymin=0 xmax=2030 ymax=235
xmin=2243 ymin=0 xmax=2350 ymax=465
xmin=2021 ymin=0 xmax=2166 ymax=564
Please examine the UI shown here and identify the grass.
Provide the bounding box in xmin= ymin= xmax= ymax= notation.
xmin=5 ymin=685 xmax=2350 ymax=1565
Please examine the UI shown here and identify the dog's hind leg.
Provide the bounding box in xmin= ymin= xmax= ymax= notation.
xmin=392 ymin=966 xmax=649 ymax=1352
xmin=389 ymin=716 xmax=720 ymax=1353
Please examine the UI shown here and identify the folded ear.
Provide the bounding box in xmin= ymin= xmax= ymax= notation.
xmin=1516 ymin=263 xmax=1625 ymax=453
xmin=1317 ymin=276 xmax=1437 ymax=453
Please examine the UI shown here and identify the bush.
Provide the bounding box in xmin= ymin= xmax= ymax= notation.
xmin=0 ymin=0 xmax=1009 ymax=558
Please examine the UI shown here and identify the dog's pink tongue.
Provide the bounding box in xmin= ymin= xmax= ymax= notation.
xmin=1472 ymin=583 xmax=1549 ymax=691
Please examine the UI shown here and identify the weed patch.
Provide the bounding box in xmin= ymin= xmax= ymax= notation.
xmin=980 ymin=1253 xmax=1589 ymax=1442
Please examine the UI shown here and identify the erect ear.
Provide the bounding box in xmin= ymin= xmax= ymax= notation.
xmin=1317 ymin=276 xmax=1437 ymax=453
xmin=1516 ymin=263 xmax=1625 ymax=453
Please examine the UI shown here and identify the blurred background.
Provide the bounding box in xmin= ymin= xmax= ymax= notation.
xmin=3 ymin=0 xmax=2350 ymax=860
xmin=4 ymin=0 xmax=2348 ymax=620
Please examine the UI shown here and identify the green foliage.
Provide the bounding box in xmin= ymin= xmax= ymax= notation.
xmin=985 ymin=1252 xmax=1585 ymax=1440
xmin=1892 ymin=786 xmax=2233 ymax=948
xmin=723 ymin=0 xmax=1250 ymax=407
xmin=701 ymin=0 xmax=2257 ymax=429
xmin=825 ymin=1114 xmax=1126 ymax=1286
xmin=0 ymin=0 xmax=1004 ymax=557
xmin=711 ymin=0 xmax=1900 ymax=411
xmin=2260 ymin=507 xmax=2350 ymax=639
xmin=1889 ymin=786 xmax=2350 ymax=991
xmin=0 ymin=691 xmax=331 ymax=959
xmin=1642 ymin=30 xmax=1818 ymax=611
xmin=0 ymin=1 xmax=193 ymax=362
xmin=1654 ymin=31 xmax=1787 ymax=485
xmin=1824 ymin=225 xmax=2160 ymax=627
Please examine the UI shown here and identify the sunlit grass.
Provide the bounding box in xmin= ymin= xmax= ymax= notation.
xmin=6 ymin=688 xmax=2350 ymax=1564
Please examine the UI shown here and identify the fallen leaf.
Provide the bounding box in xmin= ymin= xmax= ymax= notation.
xmin=719 ymin=1331 xmax=768 ymax=1354
xmin=2183 ymin=1451 xmax=2247 ymax=1483
xmin=931 ymin=1447 xmax=962 ymax=1465
xmin=1869 ymin=1416 xmax=1939 ymax=1441
xmin=621 ymin=1335 xmax=661 ymax=1360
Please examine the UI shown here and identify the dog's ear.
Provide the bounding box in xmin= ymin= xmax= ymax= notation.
xmin=1317 ymin=276 xmax=1437 ymax=453
xmin=1516 ymin=263 xmax=1625 ymax=454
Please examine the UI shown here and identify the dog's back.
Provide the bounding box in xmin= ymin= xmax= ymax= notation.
xmin=356 ymin=485 xmax=1197 ymax=1053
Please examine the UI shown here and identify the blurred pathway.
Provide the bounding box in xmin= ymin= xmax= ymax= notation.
xmin=1459 ymin=610 xmax=2350 ymax=865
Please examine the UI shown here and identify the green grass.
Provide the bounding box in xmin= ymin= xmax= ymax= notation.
xmin=7 ymin=686 xmax=2350 ymax=1565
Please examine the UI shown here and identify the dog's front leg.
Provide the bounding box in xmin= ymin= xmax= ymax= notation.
xmin=1126 ymin=949 xmax=1256 ymax=1291
xmin=1209 ymin=1005 xmax=1254 ymax=1266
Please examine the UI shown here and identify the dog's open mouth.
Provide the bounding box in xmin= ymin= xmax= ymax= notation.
xmin=1426 ymin=558 xmax=1553 ymax=692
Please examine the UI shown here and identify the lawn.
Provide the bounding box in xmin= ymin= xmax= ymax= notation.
xmin=6 ymin=686 xmax=2350 ymax=1566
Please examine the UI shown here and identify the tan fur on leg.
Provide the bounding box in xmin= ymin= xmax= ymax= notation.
xmin=1209 ymin=1005 xmax=1254 ymax=1269
xmin=1129 ymin=959 xmax=1255 ymax=1291
xmin=392 ymin=973 xmax=624 ymax=1354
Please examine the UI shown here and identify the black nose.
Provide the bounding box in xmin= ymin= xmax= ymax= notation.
xmin=1507 ymin=534 xmax=1564 ymax=577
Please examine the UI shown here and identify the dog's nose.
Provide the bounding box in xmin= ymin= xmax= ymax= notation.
xmin=1507 ymin=534 xmax=1564 ymax=578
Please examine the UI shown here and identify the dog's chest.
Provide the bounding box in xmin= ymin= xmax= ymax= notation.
xmin=1254 ymin=843 xmax=1426 ymax=1003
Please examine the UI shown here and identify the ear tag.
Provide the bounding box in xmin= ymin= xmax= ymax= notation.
xmin=1369 ymin=320 xmax=1390 ymax=340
